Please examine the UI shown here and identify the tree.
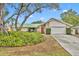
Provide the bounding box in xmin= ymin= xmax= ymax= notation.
xmin=4 ymin=3 xmax=59 ymax=31
xmin=32 ymin=20 xmax=44 ymax=24
xmin=61 ymin=9 xmax=79 ymax=27
xmin=0 ymin=4 xmax=4 ymax=32
xmin=0 ymin=4 xmax=10 ymax=35
xmin=9 ymin=18 xmax=16 ymax=30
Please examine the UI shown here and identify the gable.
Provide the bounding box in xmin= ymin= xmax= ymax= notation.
xmin=49 ymin=20 xmax=66 ymax=26
xmin=45 ymin=19 xmax=66 ymax=28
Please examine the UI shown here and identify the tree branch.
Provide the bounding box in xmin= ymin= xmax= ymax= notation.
xmin=19 ymin=7 xmax=41 ymax=30
xmin=5 ymin=13 xmax=16 ymax=24
xmin=15 ymin=3 xmax=24 ymax=30
xmin=19 ymin=3 xmax=31 ymax=14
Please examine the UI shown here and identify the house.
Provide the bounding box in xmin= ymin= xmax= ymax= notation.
xmin=72 ymin=24 xmax=79 ymax=34
xmin=39 ymin=18 xmax=72 ymax=34
xmin=12 ymin=24 xmax=42 ymax=32
xmin=10 ymin=18 xmax=74 ymax=35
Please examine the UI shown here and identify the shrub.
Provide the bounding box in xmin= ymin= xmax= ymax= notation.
xmin=46 ymin=28 xmax=51 ymax=34
xmin=0 ymin=32 xmax=44 ymax=47
xmin=66 ymin=28 xmax=71 ymax=35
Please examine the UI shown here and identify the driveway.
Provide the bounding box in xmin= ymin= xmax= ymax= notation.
xmin=53 ymin=34 xmax=79 ymax=56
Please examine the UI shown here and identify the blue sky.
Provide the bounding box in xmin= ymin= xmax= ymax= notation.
xmin=6 ymin=3 xmax=79 ymax=24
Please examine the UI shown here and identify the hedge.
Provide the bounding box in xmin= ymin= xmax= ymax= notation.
xmin=0 ymin=31 xmax=44 ymax=47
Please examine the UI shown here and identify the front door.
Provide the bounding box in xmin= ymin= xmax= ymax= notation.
xmin=41 ymin=26 xmax=44 ymax=34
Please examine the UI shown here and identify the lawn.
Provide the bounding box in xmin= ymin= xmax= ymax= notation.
xmin=0 ymin=35 xmax=71 ymax=56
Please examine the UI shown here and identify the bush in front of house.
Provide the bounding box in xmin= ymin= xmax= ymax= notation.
xmin=46 ymin=28 xmax=51 ymax=34
xmin=66 ymin=28 xmax=71 ymax=35
xmin=0 ymin=32 xmax=44 ymax=47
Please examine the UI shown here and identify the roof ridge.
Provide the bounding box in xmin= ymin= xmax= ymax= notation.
xmin=43 ymin=18 xmax=73 ymax=26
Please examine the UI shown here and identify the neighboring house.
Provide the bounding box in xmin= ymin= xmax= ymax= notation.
xmin=72 ymin=24 xmax=79 ymax=34
xmin=40 ymin=18 xmax=72 ymax=34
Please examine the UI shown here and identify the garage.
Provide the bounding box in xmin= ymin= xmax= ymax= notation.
xmin=51 ymin=26 xmax=66 ymax=34
xmin=43 ymin=18 xmax=72 ymax=35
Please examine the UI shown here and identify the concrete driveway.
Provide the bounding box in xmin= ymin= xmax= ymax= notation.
xmin=53 ymin=34 xmax=79 ymax=56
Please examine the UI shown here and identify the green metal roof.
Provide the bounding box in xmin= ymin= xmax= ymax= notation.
xmin=23 ymin=24 xmax=41 ymax=28
xmin=12 ymin=24 xmax=41 ymax=28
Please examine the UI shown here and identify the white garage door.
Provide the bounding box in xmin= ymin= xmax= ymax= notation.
xmin=51 ymin=26 xmax=66 ymax=34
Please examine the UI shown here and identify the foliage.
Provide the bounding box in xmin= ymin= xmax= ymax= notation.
xmin=66 ymin=28 xmax=71 ymax=35
xmin=46 ymin=28 xmax=51 ymax=34
xmin=0 ymin=35 xmax=70 ymax=56
xmin=32 ymin=20 xmax=44 ymax=24
xmin=61 ymin=9 xmax=79 ymax=26
xmin=0 ymin=32 xmax=44 ymax=47
xmin=4 ymin=3 xmax=59 ymax=31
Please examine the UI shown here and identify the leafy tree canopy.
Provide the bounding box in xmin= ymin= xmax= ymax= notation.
xmin=60 ymin=9 xmax=79 ymax=26
xmin=4 ymin=3 xmax=59 ymax=31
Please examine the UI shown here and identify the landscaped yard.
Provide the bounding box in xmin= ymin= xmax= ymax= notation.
xmin=0 ymin=32 xmax=44 ymax=47
xmin=0 ymin=34 xmax=71 ymax=56
xmin=0 ymin=3 xmax=79 ymax=56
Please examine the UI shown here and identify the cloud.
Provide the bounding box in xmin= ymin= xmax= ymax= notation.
xmin=39 ymin=17 xmax=45 ymax=20
xmin=53 ymin=9 xmax=57 ymax=11
xmin=29 ymin=15 xmax=33 ymax=18
xmin=63 ymin=10 xmax=68 ymax=12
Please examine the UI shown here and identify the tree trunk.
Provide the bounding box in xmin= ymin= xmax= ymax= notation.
xmin=15 ymin=3 xmax=23 ymax=31
xmin=0 ymin=4 xmax=9 ymax=35
xmin=0 ymin=4 xmax=3 ymax=32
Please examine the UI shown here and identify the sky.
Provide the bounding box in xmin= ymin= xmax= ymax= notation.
xmin=6 ymin=3 xmax=79 ymax=24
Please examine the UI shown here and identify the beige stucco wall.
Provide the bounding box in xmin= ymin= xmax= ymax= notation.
xmin=21 ymin=27 xmax=28 ymax=31
xmin=78 ymin=29 xmax=79 ymax=34
xmin=37 ymin=26 xmax=41 ymax=33
xmin=46 ymin=20 xmax=66 ymax=28
xmin=71 ymin=28 xmax=75 ymax=35
xmin=71 ymin=28 xmax=79 ymax=35
xmin=12 ymin=27 xmax=28 ymax=31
